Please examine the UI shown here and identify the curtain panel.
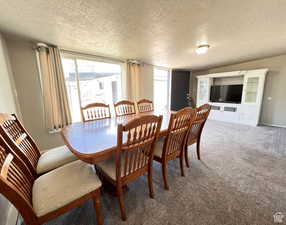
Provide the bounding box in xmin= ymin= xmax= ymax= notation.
xmin=126 ymin=62 xmax=141 ymax=102
xmin=38 ymin=46 xmax=72 ymax=130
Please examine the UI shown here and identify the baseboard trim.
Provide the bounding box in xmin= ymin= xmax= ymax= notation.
xmin=260 ymin=122 xmax=286 ymax=128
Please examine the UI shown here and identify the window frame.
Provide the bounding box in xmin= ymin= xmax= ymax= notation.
xmin=61 ymin=52 xmax=124 ymax=121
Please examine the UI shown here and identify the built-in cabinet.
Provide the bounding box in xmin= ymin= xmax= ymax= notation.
xmin=196 ymin=69 xmax=268 ymax=126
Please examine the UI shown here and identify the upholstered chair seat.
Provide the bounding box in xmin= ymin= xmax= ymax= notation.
xmin=36 ymin=146 xmax=78 ymax=174
xmin=96 ymin=152 xmax=146 ymax=180
xmin=33 ymin=160 xmax=102 ymax=217
xmin=153 ymin=139 xmax=164 ymax=158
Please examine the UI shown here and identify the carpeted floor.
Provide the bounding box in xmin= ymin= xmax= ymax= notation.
xmin=19 ymin=120 xmax=286 ymax=225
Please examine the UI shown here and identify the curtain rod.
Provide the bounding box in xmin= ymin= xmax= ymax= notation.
xmin=60 ymin=49 xmax=163 ymax=68
xmin=35 ymin=44 xmax=170 ymax=69
xmin=60 ymin=48 xmax=126 ymax=63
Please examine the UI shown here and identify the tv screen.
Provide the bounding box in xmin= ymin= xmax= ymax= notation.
xmin=210 ymin=85 xmax=243 ymax=103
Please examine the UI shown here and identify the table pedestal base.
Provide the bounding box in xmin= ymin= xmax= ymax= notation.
xmin=102 ymin=183 xmax=128 ymax=197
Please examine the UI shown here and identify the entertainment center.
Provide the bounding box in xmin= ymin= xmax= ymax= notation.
xmin=196 ymin=69 xmax=268 ymax=126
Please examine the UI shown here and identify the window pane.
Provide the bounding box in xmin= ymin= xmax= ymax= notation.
xmin=153 ymin=68 xmax=169 ymax=111
xmin=76 ymin=59 xmax=122 ymax=107
xmin=62 ymin=58 xmax=81 ymax=122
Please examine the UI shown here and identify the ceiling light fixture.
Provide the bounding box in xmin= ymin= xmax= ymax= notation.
xmin=195 ymin=44 xmax=210 ymax=55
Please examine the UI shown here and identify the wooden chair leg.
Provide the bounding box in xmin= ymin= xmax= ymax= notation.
xmin=93 ymin=195 xmax=104 ymax=225
xmin=148 ymin=166 xmax=154 ymax=198
xmin=117 ymin=185 xmax=127 ymax=221
xmin=162 ymin=162 xmax=169 ymax=190
xmin=179 ymin=153 xmax=185 ymax=177
xmin=197 ymin=137 xmax=201 ymax=160
xmin=184 ymin=145 xmax=190 ymax=168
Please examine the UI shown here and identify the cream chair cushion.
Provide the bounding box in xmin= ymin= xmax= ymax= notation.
xmin=96 ymin=156 xmax=118 ymax=180
xmin=36 ymin=145 xmax=78 ymax=174
xmin=33 ymin=160 xmax=101 ymax=217
xmin=154 ymin=139 xmax=164 ymax=158
xmin=96 ymin=152 xmax=148 ymax=181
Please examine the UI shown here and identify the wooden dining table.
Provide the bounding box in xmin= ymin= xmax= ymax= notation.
xmin=61 ymin=110 xmax=173 ymax=164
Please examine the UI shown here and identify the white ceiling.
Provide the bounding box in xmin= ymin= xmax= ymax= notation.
xmin=1 ymin=0 xmax=286 ymax=69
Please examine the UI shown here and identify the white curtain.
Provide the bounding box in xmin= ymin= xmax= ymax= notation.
xmin=126 ymin=62 xmax=141 ymax=102
xmin=38 ymin=46 xmax=72 ymax=130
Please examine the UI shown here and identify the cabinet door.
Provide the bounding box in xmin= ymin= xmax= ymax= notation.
xmin=242 ymin=70 xmax=266 ymax=105
xmin=243 ymin=76 xmax=260 ymax=103
xmin=197 ymin=78 xmax=211 ymax=106
xmin=241 ymin=69 xmax=267 ymax=125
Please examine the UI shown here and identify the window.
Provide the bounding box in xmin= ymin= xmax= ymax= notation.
xmin=153 ymin=68 xmax=170 ymax=111
xmin=62 ymin=57 xmax=122 ymax=122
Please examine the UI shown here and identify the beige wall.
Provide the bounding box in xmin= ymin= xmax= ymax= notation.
xmin=139 ymin=64 xmax=154 ymax=100
xmin=0 ymin=33 xmax=19 ymax=225
xmin=6 ymin=37 xmax=64 ymax=150
xmin=0 ymin=35 xmax=19 ymax=114
xmin=191 ymin=54 xmax=286 ymax=127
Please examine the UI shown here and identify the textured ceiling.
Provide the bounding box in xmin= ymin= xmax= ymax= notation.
xmin=1 ymin=0 xmax=286 ymax=69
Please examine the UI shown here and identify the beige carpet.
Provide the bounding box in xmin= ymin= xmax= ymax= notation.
xmin=19 ymin=120 xmax=286 ymax=225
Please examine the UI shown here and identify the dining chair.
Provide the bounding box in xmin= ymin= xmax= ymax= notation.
xmin=137 ymin=99 xmax=154 ymax=113
xmin=184 ymin=104 xmax=211 ymax=167
xmin=81 ymin=103 xmax=111 ymax=122
xmin=96 ymin=114 xmax=163 ymax=221
xmin=153 ymin=107 xmax=197 ymax=190
xmin=0 ymin=139 xmax=104 ymax=225
xmin=0 ymin=113 xmax=77 ymax=176
xmin=114 ymin=100 xmax=136 ymax=117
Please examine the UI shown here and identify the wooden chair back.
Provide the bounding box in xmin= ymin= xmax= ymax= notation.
xmin=116 ymin=115 xmax=162 ymax=183
xmin=137 ymin=99 xmax=154 ymax=113
xmin=114 ymin=100 xmax=136 ymax=117
xmin=162 ymin=107 xmax=197 ymax=159
xmin=81 ymin=103 xmax=111 ymax=122
xmin=0 ymin=113 xmax=40 ymax=175
xmin=196 ymin=104 xmax=211 ymax=121
xmin=0 ymin=145 xmax=37 ymax=225
xmin=186 ymin=104 xmax=211 ymax=145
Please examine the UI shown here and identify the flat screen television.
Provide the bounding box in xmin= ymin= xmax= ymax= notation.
xmin=210 ymin=85 xmax=243 ymax=103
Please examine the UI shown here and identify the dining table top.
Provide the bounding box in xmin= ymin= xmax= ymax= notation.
xmin=61 ymin=110 xmax=173 ymax=164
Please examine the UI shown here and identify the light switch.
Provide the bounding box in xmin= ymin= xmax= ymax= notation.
xmin=267 ymin=97 xmax=272 ymax=101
